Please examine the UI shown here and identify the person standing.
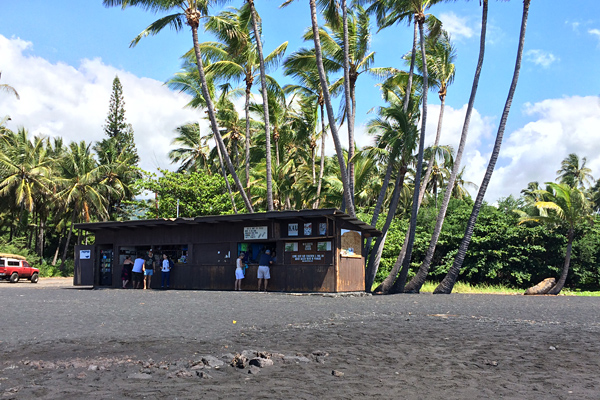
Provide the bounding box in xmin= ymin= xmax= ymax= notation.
xmin=144 ymin=250 xmax=155 ymax=290
xmin=257 ymin=249 xmax=273 ymax=292
xmin=121 ymin=255 xmax=133 ymax=289
xmin=132 ymin=253 xmax=145 ymax=289
xmin=235 ymin=252 xmax=245 ymax=291
xmin=161 ymin=253 xmax=172 ymax=289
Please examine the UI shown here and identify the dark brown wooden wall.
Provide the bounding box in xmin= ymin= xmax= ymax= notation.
xmin=93 ymin=217 xmax=366 ymax=292
xmin=337 ymin=256 xmax=365 ymax=292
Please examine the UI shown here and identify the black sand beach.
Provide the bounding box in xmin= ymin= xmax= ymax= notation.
xmin=1 ymin=278 xmax=600 ymax=399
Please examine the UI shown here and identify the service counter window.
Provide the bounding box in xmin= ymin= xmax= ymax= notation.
xmin=237 ymin=242 xmax=276 ymax=264
xmin=152 ymin=245 xmax=189 ymax=264
xmin=120 ymin=245 xmax=188 ymax=266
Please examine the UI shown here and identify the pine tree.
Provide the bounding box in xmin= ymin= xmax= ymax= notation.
xmin=103 ymin=75 xmax=139 ymax=164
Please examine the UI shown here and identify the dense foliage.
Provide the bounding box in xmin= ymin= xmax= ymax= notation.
xmin=374 ymin=197 xmax=600 ymax=291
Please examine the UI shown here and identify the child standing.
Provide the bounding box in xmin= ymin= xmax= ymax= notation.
xmin=235 ymin=252 xmax=245 ymax=291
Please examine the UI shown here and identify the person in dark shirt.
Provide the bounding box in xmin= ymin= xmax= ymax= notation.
xmin=144 ymin=250 xmax=155 ymax=290
xmin=257 ymin=249 xmax=273 ymax=292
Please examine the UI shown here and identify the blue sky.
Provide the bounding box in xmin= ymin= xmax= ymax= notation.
xmin=1 ymin=0 xmax=600 ymax=202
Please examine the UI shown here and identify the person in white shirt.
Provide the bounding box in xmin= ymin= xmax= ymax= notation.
xmin=235 ymin=252 xmax=245 ymax=291
xmin=161 ymin=253 xmax=171 ymax=289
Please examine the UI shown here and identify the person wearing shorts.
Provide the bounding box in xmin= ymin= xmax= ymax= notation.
xmin=132 ymin=254 xmax=145 ymax=289
xmin=144 ymin=250 xmax=155 ymax=289
xmin=257 ymin=249 xmax=273 ymax=292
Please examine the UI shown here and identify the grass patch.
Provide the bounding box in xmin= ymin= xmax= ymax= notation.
xmin=374 ymin=281 xmax=600 ymax=296
xmin=561 ymin=289 xmax=600 ymax=297
xmin=418 ymin=281 xmax=523 ymax=295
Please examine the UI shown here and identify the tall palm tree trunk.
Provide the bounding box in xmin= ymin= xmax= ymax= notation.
xmin=342 ymin=0 xmax=355 ymax=201
xmin=248 ymin=0 xmax=274 ymax=211
xmin=392 ymin=14 xmax=430 ymax=293
xmin=190 ymin=20 xmax=253 ymax=213
xmin=309 ymin=0 xmax=355 ymax=217
xmin=403 ymin=22 xmax=418 ymax=113
xmin=371 ymin=19 xmax=419 ymax=293
xmin=245 ymin=82 xmax=251 ymax=197
xmin=314 ymin=101 xmax=326 ymax=208
xmin=435 ymin=0 xmax=530 ymax=294
xmin=59 ymin=209 xmax=77 ymax=273
xmin=214 ymin=135 xmax=239 ymax=214
xmin=405 ymin=1 xmax=488 ymax=293
xmin=547 ymin=228 xmax=574 ymax=295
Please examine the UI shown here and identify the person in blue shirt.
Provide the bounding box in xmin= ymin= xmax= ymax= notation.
xmin=257 ymin=249 xmax=273 ymax=292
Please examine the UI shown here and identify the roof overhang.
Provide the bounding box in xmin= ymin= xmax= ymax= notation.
xmin=75 ymin=209 xmax=381 ymax=237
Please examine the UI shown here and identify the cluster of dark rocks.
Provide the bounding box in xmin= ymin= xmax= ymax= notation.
xmin=14 ymin=350 xmax=330 ymax=381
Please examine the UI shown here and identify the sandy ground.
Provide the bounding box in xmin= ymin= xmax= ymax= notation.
xmin=1 ymin=278 xmax=600 ymax=399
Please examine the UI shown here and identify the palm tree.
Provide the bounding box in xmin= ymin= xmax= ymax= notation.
xmin=517 ymin=183 xmax=593 ymax=294
xmin=169 ymin=122 xmax=214 ymax=173
xmin=205 ymin=6 xmax=288 ymax=196
xmin=246 ymin=0 xmax=277 ymax=211
xmin=0 ymin=129 xmax=52 ymax=215
xmin=364 ymin=102 xmax=419 ymax=290
xmin=415 ymin=29 xmax=456 ymax=208
xmin=103 ymin=0 xmax=254 ymax=212
xmin=302 ymin=0 xmax=355 ymax=216
xmin=390 ymin=0 xmax=434 ymax=292
xmin=0 ymin=71 xmax=19 ymax=99
xmin=435 ymin=0 xmax=531 ymax=294
xmin=556 ymin=153 xmax=594 ymax=189
xmin=301 ymin=5 xmax=377 ymax=199
xmin=56 ymin=141 xmax=109 ymax=271
xmin=284 ymin=51 xmax=341 ymax=208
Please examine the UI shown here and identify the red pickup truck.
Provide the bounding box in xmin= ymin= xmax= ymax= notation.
xmin=0 ymin=253 xmax=39 ymax=283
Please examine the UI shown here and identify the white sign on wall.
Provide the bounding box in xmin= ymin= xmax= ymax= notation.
xmin=244 ymin=226 xmax=268 ymax=240
xmin=80 ymin=250 xmax=91 ymax=259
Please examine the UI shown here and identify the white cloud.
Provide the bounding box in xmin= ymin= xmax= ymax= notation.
xmin=589 ymin=28 xmax=600 ymax=45
xmin=486 ymin=96 xmax=600 ymax=201
xmin=423 ymin=103 xmax=495 ymax=197
xmin=526 ymin=49 xmax=559 ymax=68
xmin=439 ymin=12 xmax=475 ymax=40
xmin=0 ymin=34 xmax=200 ymax=174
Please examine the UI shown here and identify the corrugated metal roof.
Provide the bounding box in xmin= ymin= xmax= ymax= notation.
xmin=75 ymin=208 xmax=381 ymax=237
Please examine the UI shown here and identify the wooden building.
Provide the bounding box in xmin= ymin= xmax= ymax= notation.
xmin=74 ymin=209 xmax=380 ymax=293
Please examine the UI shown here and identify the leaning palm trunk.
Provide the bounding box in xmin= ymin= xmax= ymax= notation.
xmin=547 ymin=228 xmax=574 ymax=295
xmin=248 ymin=0 xmax=274 ymax=211
xmin=363 ymin=152 xmax=395 ymax=279
xmin=364 ymin=165 xmax=407 ymax=291
xmin=314 ymin=101 xmax=326 ymax=208
xmin=403 ymin=22 xmax=418 ymax=113
xmin=309 ymin=0 xmax=355 ymax=217
xmin=342 ymin=0 xmax=355 ymax=200
xmin=417 ymin=95 xmax=446 ymax=208
xmin=392 ymin=14 xmax=430 ymax=293
xmin=434 ymin=0 xmax=530 ymax=294
xmin=405 ymin=0 xmax=488 ymax=294
xmin=190 ymin=18 xmax=254 ymax=213
xmin=370 ymin=20 xmax=419 ymax=291
xmin=214 ymin=135 xmax=238 ymax=214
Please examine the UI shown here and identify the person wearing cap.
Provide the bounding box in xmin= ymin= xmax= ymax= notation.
xmin=144 ymin=250 xmax=155 ymax=289
xmin=257 ymin=249 xmax=273 ymax=292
